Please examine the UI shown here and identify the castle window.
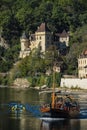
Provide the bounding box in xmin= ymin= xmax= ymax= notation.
xmin=78 ymin=61 xmax=80 ymax=64
xmin=40 ymin=36 xmax=41 ymax=40
xmin=40 ymin=46 xmax=42 ymax=51
xmin=47 ymin=41 xmax=49 ymax=45
xmin=39 ymin=41 xmax=42 ymax=51
xmin=81 ymin=60 xmax=82 ymax=64
xmin=47 ymin=36 xmax=49 ymax=40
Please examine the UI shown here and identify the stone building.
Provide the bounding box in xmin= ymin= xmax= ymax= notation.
xmin=78 ymin=50 xmax=87 ymax=78
xmin=29 ymin=23 xmax=52 ymax=53
xmin=20 ymin=23 xmax=69 ymax=58
xmin=58 ymin=30 xmax=69 ymax=47
xmin=19 ymin=32 xmax=30 ymax=58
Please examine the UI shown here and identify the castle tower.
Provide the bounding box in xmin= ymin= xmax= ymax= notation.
xmin=30 ymin=23 xmax=52 ymax=53
xmin=19 ymin=32 xmax=30 ymax=58
xmin=35 ymin=23 xmax=52 ymax=52
xmin=59 ymin=30 xmax=69 ymax=46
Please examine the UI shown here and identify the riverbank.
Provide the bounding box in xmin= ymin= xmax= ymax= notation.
xmin=0 ymin=80 xmax=87 ymax=93
xmin=38 ymin=87 xmax=87 ymax=95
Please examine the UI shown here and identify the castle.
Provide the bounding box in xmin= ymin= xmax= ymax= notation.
xmin=19 ymin=23 xmax=69 ymax=58
xmin=19 ymin=23 xmax=87 ymax=88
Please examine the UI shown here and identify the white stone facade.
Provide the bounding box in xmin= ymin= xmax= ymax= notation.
xmin=19 ymin=32 xmax=30 ymax=58
xmin=30 ymin=31 xmax=52 ymax=53
xmin=59 ymin=36 xmax=69 ymax=47
xmin=59 ymin=30 xmax=69 ymax=46
xmin=78 ymin=51 xmax=87 ymax=78
xmin=60 ymin=78 xmax=87 ymax=89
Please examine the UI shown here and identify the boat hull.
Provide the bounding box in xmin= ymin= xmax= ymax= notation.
xmin=41 ymin=108 xmax=79 ymax=119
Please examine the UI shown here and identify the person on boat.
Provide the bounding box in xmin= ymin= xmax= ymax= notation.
xmin=54 ymin=95 xmax=64 ymax=109
xmin=64 ymin=95 xmax=73 ymax=110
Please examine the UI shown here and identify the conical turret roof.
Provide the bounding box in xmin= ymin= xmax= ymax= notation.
xmin=21 ymin=32 xmax=28 ymax=39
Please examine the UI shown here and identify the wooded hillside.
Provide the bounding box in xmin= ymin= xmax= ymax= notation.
xmin=0 ymin=0 xmax=87 ymax=85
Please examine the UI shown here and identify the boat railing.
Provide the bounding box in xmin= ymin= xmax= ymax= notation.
xmin=40 ymin=103 xmax=50 ymax=109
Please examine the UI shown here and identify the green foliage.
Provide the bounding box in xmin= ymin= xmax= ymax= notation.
xmin=0 ymin=61 xmax=12 ymax=72
xmin=17 ymin=49 xmax=45 ymax=77
xmin=1 ymin=0 xmax=87 ymax=42
xmin=46 ymin=75 xmax=53 ymax=88
xmin=0 ymin=46 xmax=5 ymax=56
xmin=0 ymin=75 xmax=10 ymax=85
xmin=12 ymin=48 xmax=62 ymax=87
xmin=1 ymin=0 xmax=87 ymax=45
xmin=55 ymin=73 xmax=61 ymax=87
xmin=64 ymin=24 xmax=87 ymax=75
xmin=0 ymin=44 xmax=20 ymax=72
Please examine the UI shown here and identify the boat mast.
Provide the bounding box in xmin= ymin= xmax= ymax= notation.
xmin=52 ymin=64 xmax=56 ymax=109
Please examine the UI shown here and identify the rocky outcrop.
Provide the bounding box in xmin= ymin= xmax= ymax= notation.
xmin=0 ymin=37 xmax=9 ymax=49
xmin=13 ymin=78 xmax=30 ymax=88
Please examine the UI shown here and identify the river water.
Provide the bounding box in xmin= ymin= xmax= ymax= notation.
xmin=0 ymin=87 xmax=87 ymax=130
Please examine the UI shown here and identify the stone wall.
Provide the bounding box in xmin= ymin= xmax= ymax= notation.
xmin=60 ymin=78 xmax=87 ymax=89
xmin=13 ymin=78 xmax=30 ymax=88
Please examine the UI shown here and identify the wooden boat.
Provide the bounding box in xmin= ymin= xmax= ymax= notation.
xmin=40 ymin=93 xmax=80 ymax=118
xmin=40 ymin=68 xmax=80 ymax=118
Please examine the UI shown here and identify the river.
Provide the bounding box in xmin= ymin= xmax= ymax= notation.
xmin=0 ymin=87 xmax=87 ymax=130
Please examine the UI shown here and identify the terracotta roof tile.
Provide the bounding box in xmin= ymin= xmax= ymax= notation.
xmin=60 ymin=30 xmax=69 ymax=37
xmin=84 ymin=50 xmax=87 ymax=55
xmin=36 ymin=23 xmax=50 ymax=32
xmin=55 ymin=30 xmax=69 ymax=37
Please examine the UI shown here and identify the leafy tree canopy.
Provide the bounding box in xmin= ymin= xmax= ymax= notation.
xmin=0 ymin=0 xmax=87 ymax=77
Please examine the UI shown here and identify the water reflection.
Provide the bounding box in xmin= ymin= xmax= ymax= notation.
xmin=0 ymin=113 xmax=41 ymax=130
xmin=0 ymin=116 xmax=20 ymax=130
xmin=0 ymin=88 xmax=87 ymax=130
xmin=40 ymin=119 xmax=80 ymax=130
xmin=0 ymin=88 xmax=39 ymax=104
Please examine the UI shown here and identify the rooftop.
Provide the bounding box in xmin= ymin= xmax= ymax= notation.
xmin=21 ymin=32 xmax=28 ymax=39
xmin=60 ymin=30 xmax=69 ymax=37
xmin=36 ymin=23 xmax=50 ymax=32
xmin=83 ymin=50 xmax=87 ymax=55
xmin=79 ymin=49 xmax=87 ymax=58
